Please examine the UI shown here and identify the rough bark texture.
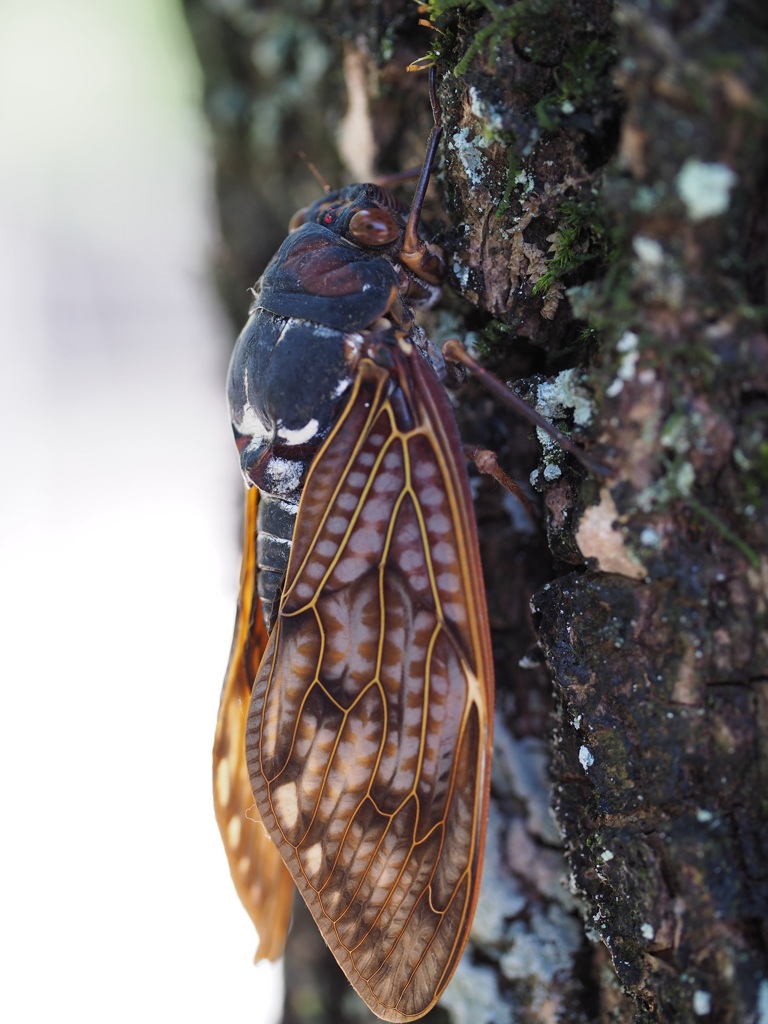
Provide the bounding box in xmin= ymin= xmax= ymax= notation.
xmin=184 ymin=1 xmax=768 ymax=1022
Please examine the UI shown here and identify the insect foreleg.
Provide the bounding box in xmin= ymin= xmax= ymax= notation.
xmin=399 ymin=66 xmax=445 ymax=287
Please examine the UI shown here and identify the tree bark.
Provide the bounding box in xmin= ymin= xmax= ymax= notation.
xmin=184 ymin=1 xmax=768 ymax=1021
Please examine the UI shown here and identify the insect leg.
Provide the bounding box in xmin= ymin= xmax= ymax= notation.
xmin=399 ymin=66 xmax=445 ymax=286
xmin=443 ymin=338 xmax=611 ymax=478
xmin=463 ymin=444 xmax=538 ymax=524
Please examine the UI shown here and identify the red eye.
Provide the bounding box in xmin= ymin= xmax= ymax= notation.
xmin=288 ymin=207 xmax=308 ymax=231
xmin=348 ymin=207 xmax=399 ymax=246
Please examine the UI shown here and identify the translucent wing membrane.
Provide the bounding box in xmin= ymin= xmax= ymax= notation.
xmin=246 ymin=343 xmax=494 ymax=1021
xmin=213 ymin=486 xmax=294 ymax=961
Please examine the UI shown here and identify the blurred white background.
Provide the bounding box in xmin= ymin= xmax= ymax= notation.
xmin=0 ymin=1 xmax=282 ymax=1020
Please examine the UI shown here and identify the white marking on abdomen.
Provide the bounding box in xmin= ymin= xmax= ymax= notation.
xmin=277 ymin=419 xmax=320 ymax=445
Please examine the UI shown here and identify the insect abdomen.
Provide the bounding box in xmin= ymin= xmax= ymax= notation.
xmin=255 ymin=491 xmax=298 ymax=629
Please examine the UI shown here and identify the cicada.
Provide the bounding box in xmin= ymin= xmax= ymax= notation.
xmin=214 ymin=71 xmax=494 ymax=1022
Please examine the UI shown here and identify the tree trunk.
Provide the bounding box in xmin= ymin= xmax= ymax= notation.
xmin=184 ymin=1 xmax=768 ymax=1021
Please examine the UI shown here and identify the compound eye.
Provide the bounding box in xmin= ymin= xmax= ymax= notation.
xmin=348 ymin=208 xmax=399 ymax=246
xmin=288 ymin=207 xmax=309 ymax=231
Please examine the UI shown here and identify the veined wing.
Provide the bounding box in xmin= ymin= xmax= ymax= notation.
xmin=213 ymin=485 xmax=294 ymax=961
xmin=246 ymin=340 xmax=494 ymax=1021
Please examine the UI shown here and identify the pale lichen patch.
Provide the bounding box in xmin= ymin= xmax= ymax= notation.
xmin=578 ymin=745 xmax=594 ymax=770
xmin=693 ymin=990 xmax=712 ymax=1016
xmin=499 ymin=903 xmax=583 ymax=1013
xmin=632 ymin=235 xmax=664 ymax=266
xmin=536 ymin=367 xmax=595 ymax=428
xmin=449 ymin=126 xmax=490 ymax=184
xmin=675 ymin=159 xmax=737 ymax=222
xmin=468 ymin=86 xmax=507 ymax=137
xmin=441 ymin=959 xmax=512 ymax=1024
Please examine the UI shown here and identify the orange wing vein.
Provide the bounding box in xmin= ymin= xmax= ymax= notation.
xmin=213 ymin=485 xmax=295 ymax=961
xmin=246 ymin=343 xmax=494 ymax=1021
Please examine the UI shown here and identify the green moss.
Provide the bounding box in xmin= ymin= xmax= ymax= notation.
xmin=416 ymin=0 xmax=533 ymax=75
xmin=686 ymin=498 xmax=761 ymax=570
xmin=422 ymin=0 xmax=475 ymax=17
xmin=534 ymin=36 xmax=617 ymax=131
xmin=576 ymin=324 xmax=599 ymax=347
xmin=756 ymin=439 xmax=768 ymax=482
xmin=453 ymin=1 xmax=521 ymax=76
xmin=740 ymin=407 xmax=768 ymax=512
xmin=418 ymin=0 xmax=569 ymax=78
xmin=531 ymin=198 xmax=608 ymax=299
xmin=477 ymin=318 xmax=516 ymax=359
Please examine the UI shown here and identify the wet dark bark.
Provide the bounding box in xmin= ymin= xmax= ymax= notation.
xmin=184 ymin=1 xmax=768 ymax=1022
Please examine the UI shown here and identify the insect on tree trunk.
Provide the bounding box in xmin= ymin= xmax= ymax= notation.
xmin=183 ymin=1 xmax=768 ymax=1022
